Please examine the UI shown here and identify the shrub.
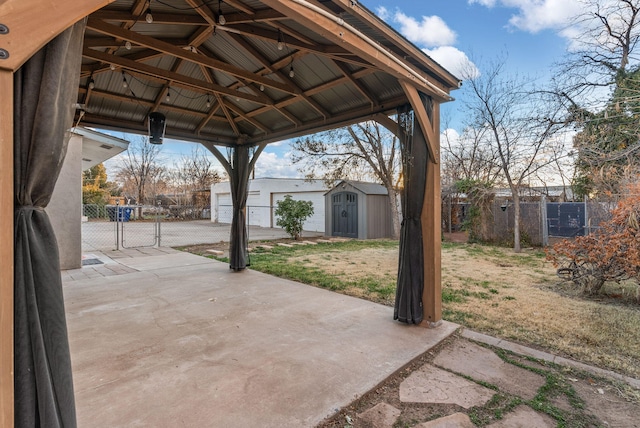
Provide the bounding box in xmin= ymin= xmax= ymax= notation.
xmin=547 ymin=184 xmax=640 ymax=301
xmin=454 ymin=179 xmax=494 ymax=242
xmin=275 ymin=195 xmax=314 ymax=240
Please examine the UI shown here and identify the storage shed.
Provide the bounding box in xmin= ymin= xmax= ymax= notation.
xmin=325 ymin=181 xmax=393 ymax=239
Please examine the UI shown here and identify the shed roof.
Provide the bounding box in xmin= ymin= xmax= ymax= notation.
xmin=327 ymin=180 xmax=388 ymax=195
xmin=77 ymin=0 xmax=460 ymax=147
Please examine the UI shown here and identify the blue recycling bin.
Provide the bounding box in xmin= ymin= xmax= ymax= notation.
xmin=122 ymin=207 xmax=132 ymax=221
xmin=107 ymin=206 xmax=132 ymax=222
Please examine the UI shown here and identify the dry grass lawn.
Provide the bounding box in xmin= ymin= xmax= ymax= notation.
xmin=288 ymin=241 xmax=640 ymax=379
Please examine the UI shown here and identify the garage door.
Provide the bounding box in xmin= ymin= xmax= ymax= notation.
xmin=216 ymin=192 xmax=262 ymax=225
xmin=271 ymin=192 xmax=325 ymax=232
xmin=215 ymin=193 xmax=232 ymax=223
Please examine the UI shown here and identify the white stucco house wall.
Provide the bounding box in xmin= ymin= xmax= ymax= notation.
xmin=49 ymin=128 xmax=129 ymax=269
xmin=211 ymin=178 xmax=328 ymax=233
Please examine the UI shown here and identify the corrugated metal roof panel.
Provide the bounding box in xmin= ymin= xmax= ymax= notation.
xmin=288 ymin=55 xmax=342 ymax=91
xmin=204 ymin=31 xmax=264 ymax=73
xmin=360 ymin=72 xmax=403 ymax=100
xmin=311 ymin=82 xmax=368 ymax=115
xmin=283 ymin=100 xmax=323 ymax=123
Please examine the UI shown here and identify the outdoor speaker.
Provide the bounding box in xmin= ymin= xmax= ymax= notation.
xmin=148 ymin=112 xmax=166 ymax=145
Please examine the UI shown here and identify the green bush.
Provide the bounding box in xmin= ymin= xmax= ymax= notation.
xmin=275 ymin=195 xmax=314 ymax=240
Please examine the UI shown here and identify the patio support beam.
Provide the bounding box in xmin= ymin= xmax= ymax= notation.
xmin=400 ymin=82 xmax=439 ymax=164
xmin=86 ymin=18 xmax=298 ymax=96
xmin=0 ymin=0 xmax=111 ymax=72
xmin=0 ymin=68 xmax=14 ymax=428
xmin=372 ymin=113 xmax=401 ymax=139
xmin=421 ymin=101 xmax=442 ymax=325
xmin=401 ymin=82 xmax=442 ymax=325
xmin=83 ymin=48 xmax=271 ymax=105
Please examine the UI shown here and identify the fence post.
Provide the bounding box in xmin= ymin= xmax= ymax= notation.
xmin=584 ymin=195 xmax=590 ymax=235
xmin=448 ymin=194 xmax=452 ymax=234
xmin=541 ymin=195 xmax=548 ymax=246
xmin=156 ymin=200 xmax=162 ymax=247
xmin=115 ymin=199 xmax=120 ymax=250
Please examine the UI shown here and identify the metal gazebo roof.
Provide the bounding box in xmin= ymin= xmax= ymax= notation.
xmin=77 ymin=0 xmax=461 ymax=146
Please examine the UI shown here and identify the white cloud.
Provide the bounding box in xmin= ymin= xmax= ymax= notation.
xmin=423 ymin=46 xmax=479 ymax=80
xmin=393 ymin=12 xmax=457 ymax=47
xmin=268 ymin=138 xmax=293 ymax=148
xmin=376 ymin=6 xmax=390 ymax=21
xmin=375 ymin=7 xmax=476 ymax=80
xmin=507 ymin=0 xmax=582 ymax=33
xmin=441 ymin=128 xmax=461 ymax=144
xmin=469 ymin=0 xmax=582 ymax=33
xmin=468 ymin=0 xmax=497 ymax=6
xmin=254 ymin=151 xmax=300 ymax=178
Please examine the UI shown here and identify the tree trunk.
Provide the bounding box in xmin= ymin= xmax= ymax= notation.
xmin=513 ymin=191 xmax=521 ymax=253
xmin=387 ymin=186 xmax=401 ymax=239
xmin=137 ymin=185 xmax=144 ymax=219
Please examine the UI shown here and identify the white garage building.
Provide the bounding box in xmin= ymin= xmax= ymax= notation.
xmin=211 ymin=178 xmax=328 ymax=233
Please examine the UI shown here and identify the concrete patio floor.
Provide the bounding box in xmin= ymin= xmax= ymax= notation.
xmin=63 ymin=248 xmax=457 ymax=427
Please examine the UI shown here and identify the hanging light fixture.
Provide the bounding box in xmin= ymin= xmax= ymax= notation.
xmin=122 ymin=71 xmax=128 ymax=88
xmin=289 ymin=59 xmax=295 ymax=78
xmin=88 ymin=76 xmax=95 ymax=90
xmin=125 ymin=40 xmax=132 ymax=50
xmin=148 ymin=112 xmax=167 ymax=145
xmin=259 ymin=84 xmax=265 ymax=92
xmin=206 ymin=95 xmax=211 ymax=108
xmin=218 ymin=0 xmax=226 ymax=25
xmin=277 ymin=29 xmax=284 ymax=51
xmin=145 ymin=1 xmax=154 ymax=24
xmin=110 ymin=63 xmax=116 ymax=71
xmin=165 ymin=88 xmax=171 ymax=103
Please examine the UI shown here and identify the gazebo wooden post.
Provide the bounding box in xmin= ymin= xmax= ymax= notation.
xmin=0 ymin=2 xmax=113 ymax=424
xmin=421 ymin=102 xmax=442 ymax=326
xmin=400 ymin=81 xmax=443 ymax=326
xmin=0 ymin=68 xmax=15 ymax=428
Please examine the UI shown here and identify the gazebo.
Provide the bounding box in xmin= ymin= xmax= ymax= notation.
xmin=0 ymin=0 xmax=460 ymax=425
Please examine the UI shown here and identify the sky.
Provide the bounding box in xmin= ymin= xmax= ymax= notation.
xmin=104 ymin=0 xmax=585 ymax=180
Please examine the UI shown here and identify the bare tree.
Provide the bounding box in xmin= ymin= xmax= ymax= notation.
xmin=441 ymin=125 xmax=502 ymax=239
xmin=462 ymin=58 xmax=570 ymax=252
xmin=559 ymin=0 xmax=640 ymax=97
xmin=167 ymin=146 xmax=224 ymax=204
xmin=441 ymin=125 xmax=502 ymax=186
xmin=291 ymin=121 xmax=402 ymax=238
xmin=556 ymin=0 xmax=640 ymax=196
xmin=115 ymin=136 xmax=166 ymax=215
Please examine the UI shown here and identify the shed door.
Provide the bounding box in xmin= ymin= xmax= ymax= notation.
xmin=332 ymin=192 xmax=358 ymax=238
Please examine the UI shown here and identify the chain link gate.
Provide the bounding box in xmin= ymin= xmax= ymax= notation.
xmin=116 ymin=201 xmax=161 ymax=249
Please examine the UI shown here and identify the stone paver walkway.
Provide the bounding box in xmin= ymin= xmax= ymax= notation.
xmin=434 ymin=341 xmax=546 ymax=401
xmin=349 ymin=330 xmax=639 ymax=428
xmin=399 ymin=364 xmax=494 ymax=408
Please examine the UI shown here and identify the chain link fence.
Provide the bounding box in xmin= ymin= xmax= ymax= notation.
xmin=82 ymin=204 xmax=310 ymax=252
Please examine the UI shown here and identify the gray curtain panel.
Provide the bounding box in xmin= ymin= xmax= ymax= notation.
xmin=228 ymin=145 xmax=250 ymax=270
xmin=394 ymin=101 xmax=429 ymax=324
xmin=14 ymin=19 xmax=86 ymax=428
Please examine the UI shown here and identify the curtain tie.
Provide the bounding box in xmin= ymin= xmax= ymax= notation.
xmin=16 ymin=205 xmax=45 ymax=212
xmin=402 ymin=216 xmax=419 ymax=222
